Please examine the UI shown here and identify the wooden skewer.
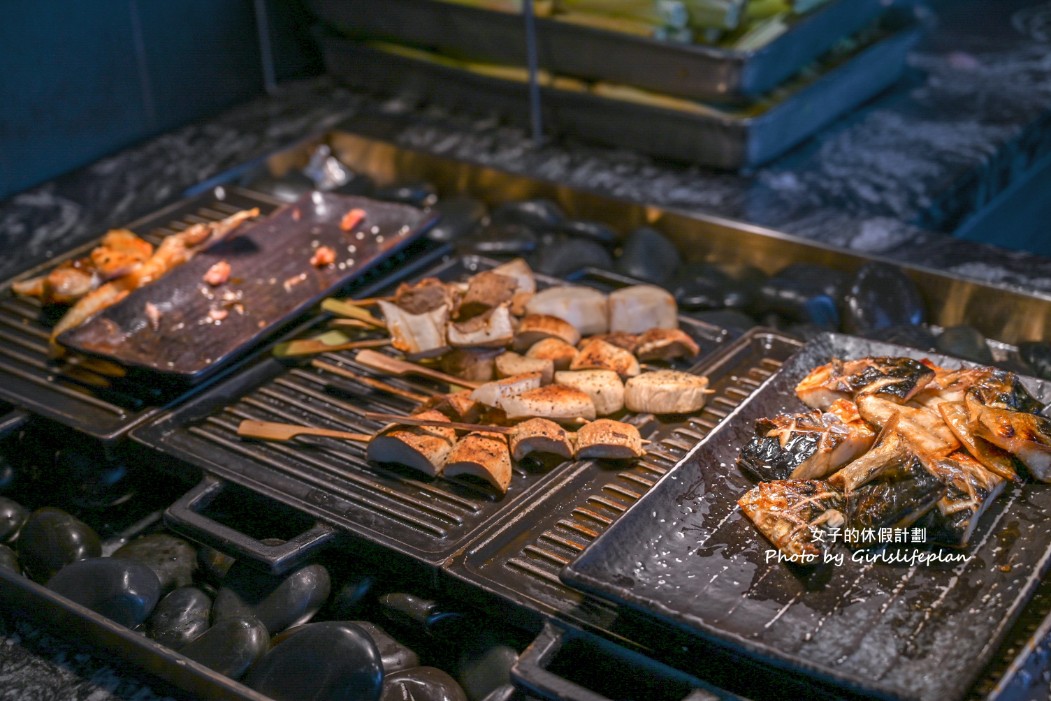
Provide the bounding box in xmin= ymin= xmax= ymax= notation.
xmin=355 ymin=349 xmax=482 ymax=389
xmin=311 ymin=360 xmax=429 ymax=403
xmin=277 ymin=337 xmax=390 ymax=358
xmin=237 ymin=419 xmax=371 ymax=443
xmin=363 ymin=411 xmax=515 ymax=435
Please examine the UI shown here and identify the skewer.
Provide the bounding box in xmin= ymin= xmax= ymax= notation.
xmin=237 ymin=419 xmax=371 ymax=443
xmin=311 ymin=359 xmax=430 ymax=403
xmin=355 ymin=349 xmax=482 ymax=389
xmin=363 ymin=411 xmax=516 ymax=435
xmin=275 ymin=336 xmax=389 ymax=358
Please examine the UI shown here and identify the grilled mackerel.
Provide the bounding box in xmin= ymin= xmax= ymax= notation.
xmin=921 ymin=451 xmax=1006 ymax=547
xmin=796 ymin=356 xmax=935 ymax=410
xmin=738 ymin=480 xmax=845 ymax=561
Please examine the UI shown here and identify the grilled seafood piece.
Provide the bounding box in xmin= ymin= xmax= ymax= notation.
xmin=447 ymin=305 xmax=515 ymax=348
xmin=623 ymin=370 xmax=710 ymax=414
xmin=500 ymin=384 xmax=597 ymax=422
xmin=513 ymin=314 xmax=581 ymax=351
xmin=635 ymin=328 xmax=700 ymax=362
xmin=509 ymin=418 xmax=575 ymax=461
xmin=737 ymin=480 xmax=845 ymax=562
xmin=471 ymin=372 xmax=544 ymax=409
xmin=921 ymin=451 xmax=1006 ymax=547
xmin=490 ymin=258 xmax=536 ymax=295
xmin=796 ymin=356 xmax=935 ymax=410
xmin=553 ymin=369 xmax=624 ymax=416
xmin=938 ymin=401 xmax=1020 ymax=482
xmin=832 ymin=417 xmax=946 ymax=536
xmin=525 ymin=338 xmax=578 ymax=370
xmin=444 ymin=432 xmax=513 ymax=494
xmin=575 ymin=419 xmax=644 ymax=460
xmin=912 ymin=366 xmax=1043 ymax=416
xmin=50 ymin=208 xmax=258 ymax=347
xmin=525 ymin=286 xmax=609 ymax=336
xmin=378 ymin=300 xmax=449 ymax=358
xmin=967 ymin=392 xmax=1051 ymax=482
xmin=571 ymin=338 xmax=640 ymax=378
xmin=393 ymin=277 xmax=456 ymax=314
xmin=366 ymin=410 xmax=458 ymax=477
xmin=457 ymin=270 xmax=519 ymax=319
xmin=419 ymin=390 xmax=483 ymax=423
xmin=855 ymin=394 xmax=960 ymax=457
xmin=608 ymin=285 xmax=678 ymax=334
xmin=495 ymin=351 xmax=554 ymax=384
xmin=440 ymin=348 xmax=501 ymax=383
xmin=738 ymin=402 xmax=874 ymax=482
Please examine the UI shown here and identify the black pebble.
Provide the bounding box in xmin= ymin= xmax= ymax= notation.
xmin=213 ymin=561 xmax=331 ymax=634
xmin=322 ymin=573 xmax=377 ymax=620
xmin=113 ymin=533 xmax=197 ymax=595
xmin=530 ymin=235 xmax=613 ymax=277
xmin=669 ymin=262 xmax=762 ymax=311
xmin=462 ymin=223 xmax=537 ymax=256
xmin=17 ymin=507 xmax=101 ymax=583
xmin=55 ymin=450 xmax=135 ymax=510
xmin=0 ymin=496 xmax=27 ymax=543
xmin=757 ymin=264 xmax=849 ymax=327
xmin=180 ymin=614 xmax=269 ymax=679
xmin=427 ymin=196 xmax=488 ymax=243
xmin=197 ymin=544 xmax=236 ymax=584
xmin=374 ymin=182 xmax=438 ymax=208
xmin=614 ymin=227 xmax=680 ymax=284
xmin=560 ymin=219 xmax=618 ymax=245
xmin=147 ymin=586 xmax=213 ymax=650
xmin=937 ymin=325 xmax=994 ymax=364
xmin=353 ymin=620 xmax=420 ymax=674
xmin=491 ymin=199 xmax=564 ymax=229
xmin=862 ymin=324 xmax=938 ymax=352
xmin=381 ymin=667 xmax=469 ymax=701
xmin=454 ymin=629 xmax=519 ymax=701
xmin=47 ymin=557 xmax=161 ymax=628
xmin=379 ymin=592 xmax=465 ymax=637
xmin=0 ymin=544 xmax=18 ymax=572
xmin=246 ymin=621 xmax=383 ymax=701
xmin=842 ymin=263 xmax=926 ymax=334
xmin=1020 ymin=341 xmax=1051 ymax=380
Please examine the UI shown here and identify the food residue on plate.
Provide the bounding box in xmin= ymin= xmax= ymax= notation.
xmin=340 ymin=208 xmax=367 ymax=232
xmin=310 ymin=246 xmax=336 ymax=268
xmin=203 ymin=260 xmax=231 ymax=286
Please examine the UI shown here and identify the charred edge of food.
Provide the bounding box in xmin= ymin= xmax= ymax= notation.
xmin=840 ymin=356 xmax=936 ymax=402
xmin=737 ymin=480 xmax=845 ymax=563
xmin=920 ymin=452 xmax=1006 ymax=548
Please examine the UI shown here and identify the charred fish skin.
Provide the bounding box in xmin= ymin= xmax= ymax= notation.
xmin=844 ymin=444 xmax=946 ymax=541
xmin=737 ymin=480 xmax=845 ymax=563
xmin=969 ymin=370 xmax=1045 ymax=415
xmin=738 ymin=416 xmax=822 ymax=482
xmin=920 ymin=452 xmax=1006 ymax=548
xmin=840 ymin=356 xmax=935 ymax=403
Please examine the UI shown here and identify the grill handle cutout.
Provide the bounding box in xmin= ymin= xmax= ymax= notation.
xmin=512 ymin=622 xmax=722 ymax=701
xmin=164 ymin=475 xmax=336 ymax=575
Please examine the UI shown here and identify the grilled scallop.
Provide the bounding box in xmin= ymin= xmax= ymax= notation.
xmin=500 ymin=384 xmax=597 ymax=422
xmin=470 ymin=372 xmax=544 ymax=409
xmin=623 ymin=370 xmax=709 ymax=414
xmin=444 ymin=432 xmax=513 ymax=494
xmin=525 ymin=338 xmax=579 ymax=370
xmin=458 ymin=271 xmax=519 ymax=319
xmin=608 ymin=285 xmax=678 ymax=334
xmin=491 ymin=258 xmax=536 ymax=295
xmin=495 ymin=351 xmax=554 ymax=384
xmin=378 ymin=300 xmax=449 ymax=358
xmin=513 ymin=314 xmax=582 ymax=351
xmin=571 ymin=338 xmax=640 ymax=378
xmin=553 ymin=370 xmax=624 ymax=416
xmin=419 ymin=390 xmax=483 ymax=423
xmin=447 ymin=305 xmax=515 ymax=348
xmin=634 ymin=328 xmax=700 ymax=362
xmin=509 ymin=418 xmax=575 ymax=461
xmin=575 ymin=419 xmax=645 ymax=460
xmin=366 ymin=410 xmax=458 ymax=477
xmin=525 ymin=286 xmax=609 ymax=336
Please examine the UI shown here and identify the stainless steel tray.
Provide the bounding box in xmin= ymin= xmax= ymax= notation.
xmin=306 ymin=0 xmax=885 ymax=103
xmin=319 ymin=20 xmax=917 ymax=170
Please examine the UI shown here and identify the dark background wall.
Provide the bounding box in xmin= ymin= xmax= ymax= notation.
xmin=0 ymin=0 xmax=320 ymax=201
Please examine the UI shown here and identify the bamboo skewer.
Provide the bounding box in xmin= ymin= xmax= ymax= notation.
xmin=275 ymin=337 xmax=390 ymax=358
xmin=311 ymin=360 xmax=430 ymax=403
xmin=355 ymin=349 xmax=482 ymax=389
xmin=237 ymin=419 xmax=372 ymax=443
xmin=363 ymin=412 xmax=516 ymax=435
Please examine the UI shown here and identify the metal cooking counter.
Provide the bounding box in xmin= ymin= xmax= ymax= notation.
xmin=3 ymin=1 xmax=1051 ymax=698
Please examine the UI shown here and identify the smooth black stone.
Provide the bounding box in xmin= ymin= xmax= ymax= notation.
xmin=0 ymin=543 xmax=18 ymax=572
xmin=213 ymin=561 xmax=330 ymax=634
xmin=54 ymin=450 xmax=135 ymax=510
xmin=17 ymin=507 xmax=102 ymax=583
xmin=937 ymin=325 xmax=994 ymax=364
xmin=530 ymin=235 xmax=613 ymax=278
xmin=246 ymin=621 xmax=383 ymax=701
xmin=379 ymin=593 xmax=465 ymax=636
xmin=559 ymin=218 xmax=618 ymax=245
xmin=353 ymin=620 xmax=420 ymax=674
xmin=113 ymin=533 xmax=197 ymax=595
xmin=322 ymin=573 xmax=377 ymax=620
xmin=427 ymin=196 xmax=487 ymax=243
xmin=669 ymin=263 xmax=758 ymax=311
xmin=381 ymin=667 xmax=469 ymax=701
xmin=0 ymin=460 xmax=16 ymax=494
xmin=374 ymin=182 xmax=438 ymax=208
xmin=197 ymin=544 xmax=236 ymax=584
xmin=250 ymin=172 xmax=315 ymax=203
xmin=1020 ymin=341 xmax=1051 ymax=381
xmin=862 ymin=324 xmax=939 ymax=351
xmin=461 ymin=223 xmax=537 ymax=255
xmin=0 ymin=496 xmax=27 ymax=543
xmin=47 ymin=557 xmax=161 ymax=628
xmin=180 ymin=614 xmax=269 ymax=680
xmin=491 ymin=199 xmax=564 ymax=229
xmin=689 ymin=309 xmax=758 ymax=332
xmin=757 ymin=264 xmax=849 ymax=324
xmin=147 ymin=586 xmax=212 ymax=650
xmin=614 ymin=227 xmax=680 ymax=284
xmin=454 ymin=630 xmax=519 ymax=701
xmin=842 ymin=263 xmax=926 ymax=334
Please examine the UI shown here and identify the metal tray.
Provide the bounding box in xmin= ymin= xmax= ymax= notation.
xmin=58 ymin=193 xmax=434 ymax=381
xmin=561 ymin=333 xmax=1051 ymax=701
xmin=306 ymin=0 xmax=885 ymax=103
xmin=319 ymin=20 xmax=917 ymax=170
xmin=131 ymin=255 xmax=735 ymax=570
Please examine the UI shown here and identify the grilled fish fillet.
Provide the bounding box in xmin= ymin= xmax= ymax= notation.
xmin=738 ymin=480 xmax=845 ymax=562
xmin=796 ymin=356 xmax=935 ymax=410
xmin=921 ymin=451 xmax=1006 ymax=547
xmin=855 ymin=394 xmax=960 ymax=457
xmin=968 ymin=392 xmax=1051 ymax=482
xmin=938 ymin=401 xmax=1020 ymax=482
